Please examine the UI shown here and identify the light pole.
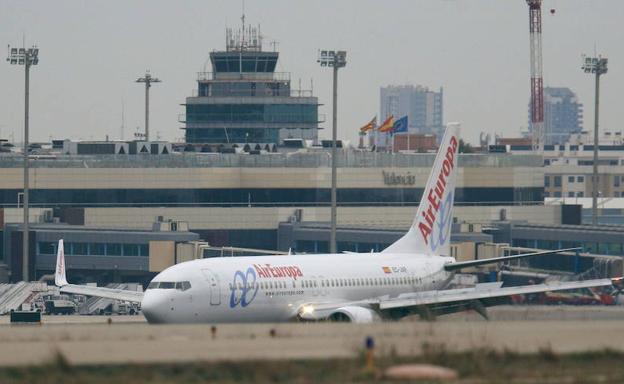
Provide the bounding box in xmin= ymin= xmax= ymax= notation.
xmin=582 ymin=55 xmax=608 ymax=226
xmin=317 ymin=50 xmax=347 ymax=253
xmin=7 ymin=45 xmax=39 ymax=282
xmin=136 ymin=71 xmax=161 ymax=142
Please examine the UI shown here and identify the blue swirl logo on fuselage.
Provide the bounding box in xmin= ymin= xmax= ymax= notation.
xmin=229 ymin=267 xmax=258 ymax=308
xmin=429 ymin=191 xmax=454 ymax=253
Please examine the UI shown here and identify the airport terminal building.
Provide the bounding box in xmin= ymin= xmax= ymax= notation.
xmin=0 ymin=149 xmax=566 ymax=282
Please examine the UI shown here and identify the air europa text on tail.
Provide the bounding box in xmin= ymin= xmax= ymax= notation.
xmin=419 ymin=136 xmax=458 ymax=244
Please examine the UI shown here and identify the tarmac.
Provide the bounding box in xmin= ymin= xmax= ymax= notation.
xmin=0 ymin=306 xmax=622 ymax=367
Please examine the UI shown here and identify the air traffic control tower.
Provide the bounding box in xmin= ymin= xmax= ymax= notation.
xmin=181 ymin=23 xmax=321 ymax=147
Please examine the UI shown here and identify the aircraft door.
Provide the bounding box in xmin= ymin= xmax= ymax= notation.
xmin=318 ymin=275 xmax=328 ymax=296
xmin=201 ymin=269 xmax=221 ymax=306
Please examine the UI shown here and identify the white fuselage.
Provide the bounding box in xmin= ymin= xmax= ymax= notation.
xmin=141 ymin=252 xmax=455 ymax=323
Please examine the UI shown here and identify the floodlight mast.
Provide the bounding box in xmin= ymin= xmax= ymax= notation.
xmin=6 ymin=45 xmax=39 ymax=282
xmin=136 ymin=71 xmax=161 ymax=142
xmin=317 ymin=50 xmax=347 ymax=254
xmin=582 ymin=55 xmax=608 ymax=226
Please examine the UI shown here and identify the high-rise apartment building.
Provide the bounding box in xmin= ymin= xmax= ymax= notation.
xmin=379 ymin=85 xmax=444 ymax=138
xmin=529 ymin=87 xmax=583 ymax=145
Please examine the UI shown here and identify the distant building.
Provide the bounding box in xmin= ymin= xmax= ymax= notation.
xmin=61 ymin=140 xmax=172 ymax=155
xmin=507 ymin=139 xmax=624 ymax=201
xmin=379 ymin=85 xmax=444 ymax=138
xmin=567 ymin=130 xmax=624 ymax=146
xmin=496 ymin=137 xmax=532 ymax=147
xmin=529 ymin=87 xmax=583 ymax=145
xmin=181 ymin=23 xmax=321 ymax=147
xmin=392 ymin=133 xmax=437 ymax=152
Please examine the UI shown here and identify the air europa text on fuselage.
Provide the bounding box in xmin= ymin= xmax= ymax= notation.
xmin=253 ymin=264 xmax=304 ymax=280
xmin=419 ymin=136 xmax=458 ymax=245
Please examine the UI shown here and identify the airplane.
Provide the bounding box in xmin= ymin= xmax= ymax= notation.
xmin=54 ymin=123 xmax=622 ymax=323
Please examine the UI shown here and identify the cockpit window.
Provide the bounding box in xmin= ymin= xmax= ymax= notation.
xmin=176 ymin=281 xmax=192 ymax=291
xmin=147 ymin=281 xmax=192 ymax=290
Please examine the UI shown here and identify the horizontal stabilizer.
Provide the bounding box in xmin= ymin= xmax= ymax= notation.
xmin=54 ymin=239 xmax=144 ymax=303
xmin=60 ymin=284 xmax=144 ymax=303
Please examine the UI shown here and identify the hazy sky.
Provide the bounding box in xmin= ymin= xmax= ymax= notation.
xmin=0 ymin=0 xmax=622 ymax=145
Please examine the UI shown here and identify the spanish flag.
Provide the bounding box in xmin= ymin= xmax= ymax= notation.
xmin=359 ymin=116 xmax=377 ymax=133
xmin=382 ymin=266 xmax=392 ymax=274
xmin=378 ymin=115 xmax=394 ymax=133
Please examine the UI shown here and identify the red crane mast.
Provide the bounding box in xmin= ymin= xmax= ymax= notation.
xmin=527 ymin=0 xmax=544 ymax=152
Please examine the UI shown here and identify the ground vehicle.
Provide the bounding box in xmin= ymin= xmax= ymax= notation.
xmin=540 ymin=287 xmax=616 ymax=305
xmin=44 ymin=297 xmax=76 ymax=315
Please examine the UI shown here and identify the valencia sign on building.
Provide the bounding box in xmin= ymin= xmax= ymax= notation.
xmin=382 ymin=171 xmax=416 ymax=186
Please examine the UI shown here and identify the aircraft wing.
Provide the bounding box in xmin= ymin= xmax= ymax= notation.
xmin=60 ymin=284 xmax=144 ymax=303
xmin=444 ymin=247 xmax=581 ymax=271
xmin=298 ymin=278 xmax=621 ymax=321
xmin=54 ymin=239 xmax=144 ymax=304
xmin=379 ymin=278 xmax=617 ymax=316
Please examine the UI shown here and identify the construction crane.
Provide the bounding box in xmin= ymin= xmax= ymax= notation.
xmin=527 ymin=0 xmax=544 ymax=152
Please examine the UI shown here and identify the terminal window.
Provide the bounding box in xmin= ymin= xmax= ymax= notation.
xmin=37 ymin=241 xmax=148 ymax=257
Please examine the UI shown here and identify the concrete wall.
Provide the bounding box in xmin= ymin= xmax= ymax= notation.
xmin=81 ymin=205 xmax=562 ymax=231
xmin=0 ymin=166 xmax=541 ymax=190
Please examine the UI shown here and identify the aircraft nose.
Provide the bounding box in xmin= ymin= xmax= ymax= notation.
xmin=141 ymin=290 xmax=170 ymax=324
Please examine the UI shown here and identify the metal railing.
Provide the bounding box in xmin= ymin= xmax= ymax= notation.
xmin=190 ymin=89 xmax=314 ymax=98
xmin=0 ymin=152 xmax=544 ymax=169
xmin=179 ymin=113 xmax=323 ymax=124
xmin=0 ymin=200 xmax=546 ymax=209
xmin=197 ymin=72 xmax=291 ymax=82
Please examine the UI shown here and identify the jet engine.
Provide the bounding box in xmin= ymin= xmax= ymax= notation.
xmin=327 ymin=306 xmax=380 ymax=323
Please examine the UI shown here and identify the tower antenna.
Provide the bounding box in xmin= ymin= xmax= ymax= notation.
xmin=241 ymin=0 xmax=245 ymax=47
xmin=121 ymin=98 xmax=126 ymax=141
